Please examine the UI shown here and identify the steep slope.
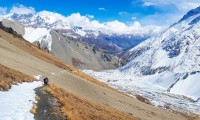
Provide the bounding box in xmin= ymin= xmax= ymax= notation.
xmin=50 ymin=30 xmax=119 ymax=70
xmin=0 ymin=19 xmax=120 ymax=70
xmin=0 ymin=27 xmax=189 ymax=119
xmin=118 ymin=6 xmax=200 ymax=99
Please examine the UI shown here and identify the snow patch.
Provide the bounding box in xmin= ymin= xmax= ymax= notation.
xmin=0 ymin=81 xmax=42 ymax=120
xmin=34 ymin=75 xmax=42 ymax=80
xmin=23 ymin=27 xmax=50 ymax=42
xmin=23 ymin=27 xmax=52 ymax=51
xmin=75 ymin=29 xmax=86 ymax=37
xmin=152 ymin=48 xmax=174 ymax=68
xmin=171 ymin=73 xmax=200 ymax=100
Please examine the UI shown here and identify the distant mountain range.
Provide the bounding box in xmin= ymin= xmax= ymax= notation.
xmin=0 ymin=10 xmax=161 ymax=69
xmin=0 ymin=11 xmax=155 ymax=55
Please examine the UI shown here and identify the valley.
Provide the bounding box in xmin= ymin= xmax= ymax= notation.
xmin=0 ymin=23 xmax=191 ymax=119
xmin=0 ymin=2 xmax=200 ymax=120
xmin=83 ymin=6 xmax=200 ymax=118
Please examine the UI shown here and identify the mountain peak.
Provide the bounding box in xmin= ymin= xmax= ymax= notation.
xmin=179 ymin=6 xmax=200 ymax=22
xmin=5 ymin=12 xmax=70 ymax=29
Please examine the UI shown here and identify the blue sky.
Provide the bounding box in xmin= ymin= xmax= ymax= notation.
xmin=0 ymin=0 xmax=200 ymax=26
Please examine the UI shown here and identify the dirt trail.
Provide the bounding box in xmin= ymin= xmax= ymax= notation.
xmin=34 ymin=86 xmax=66 ymax=120
xmin=0 ymin=29 xmax=190 ymax=120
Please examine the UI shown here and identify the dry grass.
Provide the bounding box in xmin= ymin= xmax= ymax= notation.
xmin=44 ymin=84 xmax=137 ymax=120
xmin=35 ymin=95 xmax=40 ymax=101
xmin=135 ymin=94 xmax=151 ymax=105
xmin=30 ymin=104 xmax=38 ymax=114
xmin=195 ymin=117 xmax=200 ymax=120
xmin=0 ymin=64 xmax=34 ymax=91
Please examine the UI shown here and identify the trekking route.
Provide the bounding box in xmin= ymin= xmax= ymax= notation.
xmin=0 ymin=81 xmax=42 ymax=120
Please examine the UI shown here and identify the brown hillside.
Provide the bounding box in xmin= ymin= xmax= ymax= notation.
xmin=45 ymin=84 xmax=137 ymax=120
xmin=0 ymin=64 xmax=34 ymax=91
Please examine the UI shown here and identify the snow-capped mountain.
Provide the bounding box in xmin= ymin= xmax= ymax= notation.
xmin=3 ymin=11 xmax=70 ymax=29
xmin=56 ymin=28 xmax=148 ymax=55
xmin=1 ymin=11 xmax=70 ymax=51
xmin=83 ymin=6 xmax=200 ymax=114
xmin=120 ymin=6 xmax=200 ymax=98
xmin=1 ymin=11 xmax=154 ymax=55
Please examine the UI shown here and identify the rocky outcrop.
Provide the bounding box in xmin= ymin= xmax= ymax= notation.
xmin=1 ymin=19 xmax=25 ymax=36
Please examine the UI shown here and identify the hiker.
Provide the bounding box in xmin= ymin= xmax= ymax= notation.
xmin=43 ymin=77 xmax=49 ymax=85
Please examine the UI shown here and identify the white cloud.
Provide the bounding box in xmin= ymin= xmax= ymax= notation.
xmin=10 ymin=4 xmax=35 ymax=14
xmin=139 ymin=0 xmax=200 ymax=25
xmin=65 ymin=13 xmax=90 ymax=28
xmin=85 ymin=14 xmax=94 ymax=19
xmin=143 ymin=2 xmax=157 ymax=6
xmin=98 ymin=8 xmax=107 ymax=11
xmin=131 ymin=17 xmax=137 ymax=20
xmin=118 ymin=11 xmax=128 ymax=16
xmin=140 ymin=12 xmax=183 ymax=26
xmin=141 ymin=0 xmax=200 ymax=11
xmin=65 ymin=13 xmax=164 ymax=35
xmin=108 ymin=21 xmax=164 ymax=36
xmin=0 ymin=7 xmax=7 ymax=15
xmin=176 ymin=2 xmax=200 ymax=11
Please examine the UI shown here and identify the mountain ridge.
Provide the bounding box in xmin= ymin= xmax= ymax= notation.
xmin=119 ymin=7 xmax=200 ymax=97
xmin=179 ymin=6 xmax=200 ymax=22
xmin=83 ymin=6 xmax=200 ymax=116
xmin=1 ymin=11 xmax=158 ymax=55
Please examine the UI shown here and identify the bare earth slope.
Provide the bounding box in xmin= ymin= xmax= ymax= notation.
xmin=0 ymin=29 xmax=189 ymax=120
